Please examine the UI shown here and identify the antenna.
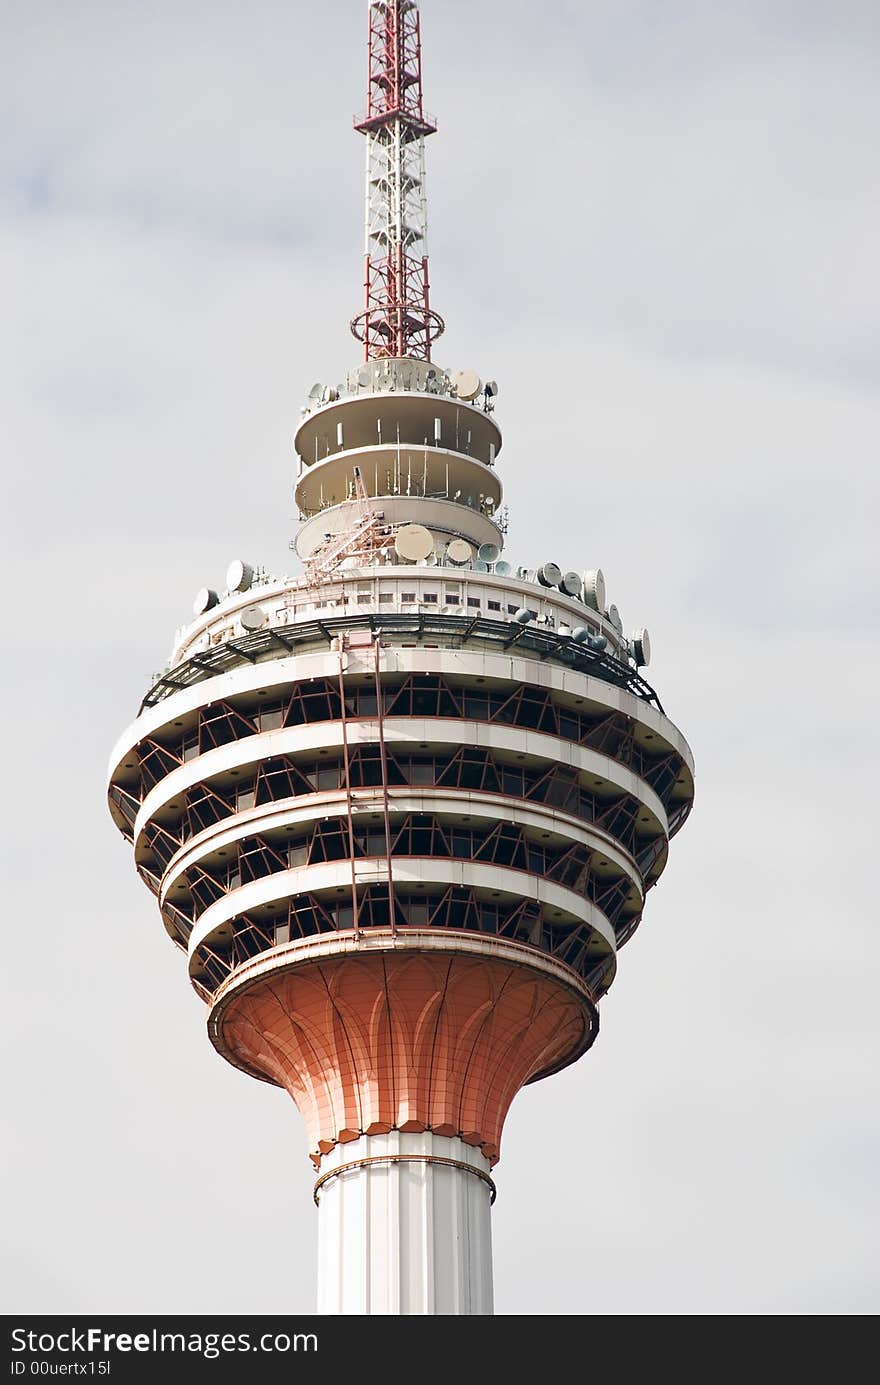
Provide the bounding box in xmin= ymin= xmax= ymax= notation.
xmin=226 ymin=560 xmax=254 ymax=593
xmin=453 ymin=369 xmax=482 ymax=402
xmin=630 ymin=628 xmax=651 ymax=666
xmin=193 ymin=588 xmax=219 ymax=615
xmin=394 ymin=523 xmax=434 ymax=562
xmin=537 ymin=562 xmax=563 ymax=588
xmin=581 ymin=569 xmax=606 ymax=612
xmin=350 ymin=1 xmax=444 ymax=361
xmin=446 ymin=539 xmax=472 ymax=565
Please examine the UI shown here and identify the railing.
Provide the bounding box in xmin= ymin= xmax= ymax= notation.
xmin=139 ymin=611 xmax=664 ymax=714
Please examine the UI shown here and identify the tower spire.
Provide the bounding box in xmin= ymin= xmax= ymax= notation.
xmin=351 ymin=0 xmax=444 ymax=361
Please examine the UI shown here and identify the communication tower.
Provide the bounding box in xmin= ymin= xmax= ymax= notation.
xmin=108 ymin=0 xmax=694 ymax=1315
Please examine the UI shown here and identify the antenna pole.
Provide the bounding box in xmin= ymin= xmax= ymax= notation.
xmin=351 ymin=0 xmax=444 ymax=361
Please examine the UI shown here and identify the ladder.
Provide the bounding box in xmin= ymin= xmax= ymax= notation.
xmin=304 ymin=466 xmax=387 ymax=582
xmin=336 ymin=630 xmax=396 ymax=939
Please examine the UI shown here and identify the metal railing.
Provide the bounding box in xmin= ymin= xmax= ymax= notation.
xmin=139 ymin=611 xmax=664 ymax=714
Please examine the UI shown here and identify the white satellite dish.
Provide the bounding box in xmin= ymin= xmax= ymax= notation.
xmin=560 ymin=571 xmax=582 ymax=598
xmin=226 ymin=559 xmax=254 ymax=593
xmin=472 ymin=559 xmax=489 ymax=572
xmin=494 ymin=559 xmax=512 ymax=576
xmin=447 ymin=538 xmax=472 ymax=565
xmin=193 ymin=587 xmax=219 ymax=615
xmin=606 ymin=603 xmax=624 ymax=634
xmin=394 ymin=523 xmax=434 ymax=562
xmin=453 ymin=369 xmax=481 ymax=402
xmin=537 ymin=562 xmax=563 ymax=588
xmin=581 ymin=569 xmax=605 ymax=612
xmin=484 ymin=380 xmax=498 ymax=398
xmin=630 ymin=628 xmax=651 ymax=667
xmin=307 ymin=383 xmax=324 ymax=401
xmin=478 ymin=542 xmax=500 ymax=564
xmin=241 ymin=606 xmax=267 ymax=632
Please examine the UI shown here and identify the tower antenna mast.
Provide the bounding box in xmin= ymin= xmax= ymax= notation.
xmin=351 ymin=0 xmax=444 ymax=360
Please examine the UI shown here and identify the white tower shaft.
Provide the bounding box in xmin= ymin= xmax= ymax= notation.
xmin=316 ymin=1133 xmax=494 ymax=1315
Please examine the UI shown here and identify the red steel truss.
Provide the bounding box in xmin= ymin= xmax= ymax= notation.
xmin=351 ymin=0 xmax=444 ymax=361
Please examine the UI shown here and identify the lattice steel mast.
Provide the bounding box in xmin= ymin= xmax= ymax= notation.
xmin=351 ymin=0 xmax=444 ymax=360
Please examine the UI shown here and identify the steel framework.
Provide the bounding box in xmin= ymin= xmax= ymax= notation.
xmin=351 ymin=0 xmax=444 ymax=360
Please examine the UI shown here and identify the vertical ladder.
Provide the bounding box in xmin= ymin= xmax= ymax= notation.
xmin=337 ymin=639 xmax=360 ymax=939
xmin=373 ymin=636 xmax=397 ymax=936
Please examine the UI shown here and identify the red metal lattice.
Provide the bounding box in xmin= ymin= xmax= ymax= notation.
xmin=352 ymin=0 xmax=444 ymax=361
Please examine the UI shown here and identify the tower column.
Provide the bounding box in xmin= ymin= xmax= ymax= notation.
xmin=315 ymin=1132 xmax=494 ymax=1315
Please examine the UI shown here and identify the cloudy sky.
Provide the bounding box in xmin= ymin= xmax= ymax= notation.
xmin=2 ymin=0 xmax=878 ymax=1315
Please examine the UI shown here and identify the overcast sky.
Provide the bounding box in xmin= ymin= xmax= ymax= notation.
xmin=2 ymin=0 xmax=878 ymax=1316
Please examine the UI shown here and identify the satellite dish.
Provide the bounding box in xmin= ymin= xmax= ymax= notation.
xmin=581 ymin=569 xmax=606 ymax=612
xmin=320 ymin=385 xmax=338 ymax=404
xmin=630 ymin=628 xmax=651 ymax=667
xmin=307 ymin=383 xmax=324 ymax=401
xmin=472 ymin=559 xmax=489 ymax=572
xmin=560 ymin=571 xmax=582 ymax=598
xmin=571 ymin=626 xmax=590 ymax=644
xmin=193 ymin=587 xmax=219 ymax=615
xmin=357 ymin=367 xmax=372 ymax=388
xmin=241 ymin=606 xmax=267 ymax=632
xmin=226 ymin=559 xmax=254 ymax=593
xmin=484 ymin=380 xmax=498 ymax=398
xmin=537 ymin=562 xmax=563 ymax=588
xmin=447 ymin=538 xmax=473 ymax=565
xmin=590 ymin=634 xmax=609 ymax=652
xmin=494 ymin=559 xmax=512 ymax=576
xmin=423 ymin=551 xmax=438 ymax=566
xmin=606 ymin=604 xmax=624 ymax=634
xmin=478 ymin=542 xmax=501 ymax=564
xmin=394 ymin=523 xmax=434 ymax=562
xmin=453 ymin=369 xmax=482 ymax=402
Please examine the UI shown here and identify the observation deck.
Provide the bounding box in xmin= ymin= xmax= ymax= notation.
xmin=108 ymin=357 xmax=694 ymax=1171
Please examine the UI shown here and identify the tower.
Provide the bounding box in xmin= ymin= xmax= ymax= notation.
xmin=107 ymin=0 xmax=694 ymax=1316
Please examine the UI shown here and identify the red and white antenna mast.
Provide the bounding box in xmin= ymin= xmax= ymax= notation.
xmin=351 ymin=0 xmax=444 ymax=361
